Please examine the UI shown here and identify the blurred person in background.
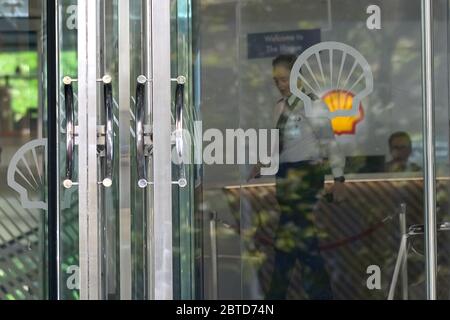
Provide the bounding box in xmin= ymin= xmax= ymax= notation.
xmin=249 ymin=54 xmax=346 ymax=299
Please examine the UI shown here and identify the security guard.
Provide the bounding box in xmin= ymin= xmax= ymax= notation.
xmin=249 ymin=54 xmax=346 ymax=299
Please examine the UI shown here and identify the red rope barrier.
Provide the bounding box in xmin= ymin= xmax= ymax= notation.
xmin=249 ymin=217 xmax=392 ymax=252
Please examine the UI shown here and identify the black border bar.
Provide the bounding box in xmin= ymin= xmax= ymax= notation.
xmin=46 ymin=0 xmax=58 ymax=300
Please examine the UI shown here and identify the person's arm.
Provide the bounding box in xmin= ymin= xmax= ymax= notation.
xmin=247 ymin=127 xmax=281 ymax=181
xmin=247 ymin=101 xmax=283 ymax=181
xmin=316 ymin=118 xmax=346 ymax=179
xmin=326 ymin=138 xmax=346 ymax=179
xmin=315 ymin=117 xmax=346 ymax=202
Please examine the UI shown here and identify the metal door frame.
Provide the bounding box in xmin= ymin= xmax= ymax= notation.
xmin=77 ymin=0 xmax=100 ymax=300
xmin=118 ymin=0 xmax=132 ymax=300
xmin=421 ymin=0 xmax=437 ymax=301
xmin=46 ymin=0 xmax=59 ymax=300
xmin=151 ymin=0 xmax=173 ymax=300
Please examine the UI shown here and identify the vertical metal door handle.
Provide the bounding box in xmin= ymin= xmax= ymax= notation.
xmin=174 ymin=79 xmax=187 ymax=188
xmin=63 ymin=77 xmax=75 ymax=189
xmin=175 ymin=82 xmax=184 ymax=160
xmin=103 ymin=76 xmax=113 ymax=187
xmin=136 ymin=76 xmax=148 ymax=189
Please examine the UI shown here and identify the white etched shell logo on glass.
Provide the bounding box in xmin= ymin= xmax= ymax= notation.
xmin=290 ymin=41 xmax=373 ymax=119
xmin=7 ymin=139 xmax=47 ymax=210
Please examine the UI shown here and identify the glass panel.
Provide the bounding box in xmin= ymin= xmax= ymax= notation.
xmin=171 ymin=0 xmax=196 ymax=300
xmin=174 ymin=0 xmax=430 ymax=300
xmin=58 ymin=0 xmax=121 ymax=300
xmin=434 ymin=0 xmax=450 ymax=300
xmin=0 ymin=0 xmax=47 ymax=300
xmin=130 ymin=0 xmax=152 ymax=300
xmin=98 ymin=0 xmax=120 ymax=300
xmin=58 ymin=0 xmax=79 ymax=300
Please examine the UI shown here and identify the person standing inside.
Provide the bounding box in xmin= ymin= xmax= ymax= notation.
xmin=249 ymin=54 xmax=346 ymax=299
xmin=384 ymin=132 xmax=421 ymax=173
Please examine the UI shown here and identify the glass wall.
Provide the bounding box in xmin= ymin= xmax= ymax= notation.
xmin=0 ymin=0 xmax=47 ymax=300
xmin=432 ymin=0 xmax=450 ymax=300
xmin=172 ymin=0 xmax=450 ymax=299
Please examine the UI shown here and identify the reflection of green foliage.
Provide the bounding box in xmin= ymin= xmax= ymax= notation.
xmin=9 ymin=79 xmax=38 ymax=120
xmin=0 ymin=51 xmax=38 ymax=72
xmin=61 ymin=51 xmax=77 ymax=76
xmin=0 ymin=50 xmax=77 ymax=120
xmin=0 ymin=51 xmax=38 ymax=117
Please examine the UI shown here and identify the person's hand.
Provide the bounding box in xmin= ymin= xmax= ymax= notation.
xmin=247 ymin=163 xmax=262 ymax=182
xmin=330 ymin=181 xmax=347 ymax=204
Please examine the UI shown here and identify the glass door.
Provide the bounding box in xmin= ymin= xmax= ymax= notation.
xmin=0 ymin=0 xmax=173 ymax=300
xmin=169 ymin=0 xmax=446 ymax=300
xmin=56 ymin=0 xmax=123 ymax=300
xmin=57 ymin=0 xmax=79 ymax=300
xmin=54 ymin=0 xmax=174 ymax=300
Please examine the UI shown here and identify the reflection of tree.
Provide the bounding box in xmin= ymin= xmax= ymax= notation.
xmin=0 ymin=83 xmax=13 ymax=133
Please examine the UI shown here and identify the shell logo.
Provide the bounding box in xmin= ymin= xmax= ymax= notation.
xmin=290 ymin=41 xmax=373 ymax=136
xmin=322 ymin=90 xmax=364 ymax=135
xmin=7 ymin=139 xmax=48 ymax=210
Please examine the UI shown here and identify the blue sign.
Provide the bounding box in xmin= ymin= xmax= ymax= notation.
xmin=247 ymin=29 xmax=321 ymax=59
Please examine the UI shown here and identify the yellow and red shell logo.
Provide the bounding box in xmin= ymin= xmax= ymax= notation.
xmin=322 ymin=90 xmax=364 ymax=135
